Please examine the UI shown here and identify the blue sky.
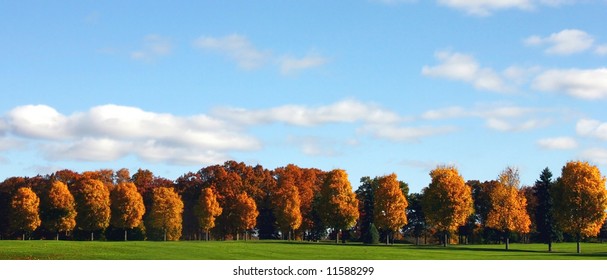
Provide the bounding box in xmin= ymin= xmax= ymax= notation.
xmin=2 ymin=1 xmax=607 ymax=193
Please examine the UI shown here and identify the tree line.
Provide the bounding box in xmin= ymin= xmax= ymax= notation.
xmin=0 ymin=160 xmax=605 ymax=253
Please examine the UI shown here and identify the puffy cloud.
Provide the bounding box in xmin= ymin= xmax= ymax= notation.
xmin=524 ymin=29 xmax=595 ymax=55
xmin=131 ymin=34 xmax=172 ymax=61
xmin=532 ymin=68 xmax=607 ymax=99
xmin=3 ymin=104 xmax=260 ymax=165
xmin=576 ymin=118 xmax=607 ymax=140
xmin=194 ymin=34 xmax=269 ymax=70
xmin=7 ymin=105 xmax=70 ymax=140
xmin=213 ymin=99 xmax=403 ymax=126
xmin=422 ymin=51 xmax=513 ymax=93
xmin=537 ymin=137 xmax=578 ymax=150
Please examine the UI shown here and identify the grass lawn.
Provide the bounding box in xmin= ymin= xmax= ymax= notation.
xmin=1 ymin=240 xmax=607 ymax=260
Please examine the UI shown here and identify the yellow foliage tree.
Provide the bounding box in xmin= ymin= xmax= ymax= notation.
xmin=74 ymin=179 xmax=111 ymax=241
xmin=553 ymin=161 xmax=607 ymax=253
xmin=232 ymin=192 xmax=258 ymax=240
xmin=194 ymin=187 xmax=223 ymax=241
xmin=274 ymin=181 xmax=302 ymax=240
xmin=110 ymin=182 xmax=145 ymax=241
xmin=42 ymin=181 xmax=76 ymax=240
xmin=318 ymin=169 xmax=359 ymax=243
xmin=145 ymin=187 xmax=184 ymax=241
xmin=422 ymin=166 xmax=473 ymax=246
xmin=10 ymin=187 xmax=41 ymax=240
xmin=374 ymin=173 xmax=408 ymax=245
xmin=486 ymin=167 xmax=531 ymax=250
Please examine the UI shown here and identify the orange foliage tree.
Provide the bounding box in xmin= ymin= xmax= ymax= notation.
xmin=74 ymin=179 xmax=111 ymax=241
xmin=232 ymin=192 xmax=258 ymax=240
xmin=274 ymin=180 xmax=302 ymax=240
xmin=374 ymin=173 xmax=408 ymax=245
xmin=110 ymin=182 xmax=145 ymax=241
xmin=145 ymin=187 xmax=184 ymax=241
xmin=553 ymin=161 xmax=607 ymax=253
xmin=422 ymin=166 xmax=473 ymax=246
xmin=318 ymin=169 xmax=359 ymax=243
xmin=194 ymin=187 xmax=223 ymax=241
xmin=486 ymin=167 xmax=531 ymax=250
xmin=10 ymin=187 xmax=41 ymax=240
xmin=41 ymin=180 xmax=76 ymax=240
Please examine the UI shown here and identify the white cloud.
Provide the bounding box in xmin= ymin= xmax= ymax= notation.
xmin=524 ymin=29 xmax=595 ymax=55
xmin=279 ymin=53 xmax=327 ymax=75
xmin=537 ymin=137 xmax=578 ymax=150
xmin=595 ymin=44 xmax=607 ymax=56
xmin=485 ymin=118 xmax=551 ymax=132
xmin=532 ymin=68 xmax=607 ymax=99
xmin=213 ymin=99 xmax=403 ymax=126
xmin=194 ymin=34 xmax=269 ymax=70
xmin=288 ymin=136 xmax=342 ymax=157
xmin=4 ymin=104 xmax=260 ymax=165
xmin=437 ymin=0 xmax=575 ymax=16
xmin=131 ymin=34 xmax=172 ymax=61
xmin=7 ymin=105 xmax=70 ymax=140
xmin=437 ymin=0 xmax=534 ymax=16
xmin=422 ymin=105 xmax=537 ymax=120
xmin=360 ymin=123 xmax=457 ymax=142
xmin=194 ymin=34 xmax=327 ymax=74
xmin=422 ymin=51 xmax=514 ymax=93
xmin=576 ymin=118 xmax=607 ymax=140
xmin=580 ymin=148 xmax=607 ymax=165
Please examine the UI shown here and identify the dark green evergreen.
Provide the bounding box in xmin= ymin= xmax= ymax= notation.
xmin=534 ymin=167 xmax=561 ymax=252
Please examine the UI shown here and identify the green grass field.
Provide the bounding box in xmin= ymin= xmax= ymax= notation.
xmin=1 ymin=241 xmax=606 ymax=260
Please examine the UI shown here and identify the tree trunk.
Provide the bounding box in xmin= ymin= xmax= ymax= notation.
xmin=505 ymin=237 xmax=510 ymax=250
xmin=22 ymin=233 xmax=25 ymax=241
xmin=206 ymin=230 xmax=209 ymax=241
xmin=56 ymin=232 xmax=59 ymax=241
xmin=163 ymin=229 xmax=167 ymax=241
xmin=91 ymin=232 xmax=94 ymax=241
xmin=336 ymin=229 xmax=340 ymax=244
xmin=415 ymin=236 xmax=419 ymax=246
xmin=443 ymin=232 xmax=448 ymax=247
xmin=386 ymin=232 xmax=390 ymax=245
xmin=124 ymin=229 xmax=128 ymax=241
xmin=548 ymin=241 xmax=552 ymax=252
xmin=577 ymin=234 xmax=581 ymax=254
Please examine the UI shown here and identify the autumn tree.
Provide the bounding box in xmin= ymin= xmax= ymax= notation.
xmin=533 ymin=167 xmax=560 ymax=252
xmin=374 ymin=173 xmax=408 ymax=245
xmin=110 ymin=182 xmax=145 ymax=241
xmin=10 ymin=187 xmax=41 ymax=240
xmin=194 ymin=187 xmax=223 ymax=241
xmin=145 ymin=187 xmax=184 ymax=241
xmin=486 ymin=167 xmax=531 ymax=250
xmin=318 ymin=169 xmax=359 ymax=243
xmin=74 ymin=179 xmax=111 ymax=241
xmin=274 ymin=182 xmax=302 ymax=240
xmin=231 ymin=192 xmax=258 ymax=240
xmin=422 ymin=166 xmax=473 ymax=247
xmin=41 ymin=180 xmax=77 ymax=240
xmin=553 ymin=161 xmax=607 ymax=254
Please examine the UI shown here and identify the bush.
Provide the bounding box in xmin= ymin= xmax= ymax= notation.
xmin=362 ymin=223 xmax=380 ymax=244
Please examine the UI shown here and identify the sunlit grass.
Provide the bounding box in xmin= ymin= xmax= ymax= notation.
xmin=0 ymin=240 xmax=606 ymax=260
